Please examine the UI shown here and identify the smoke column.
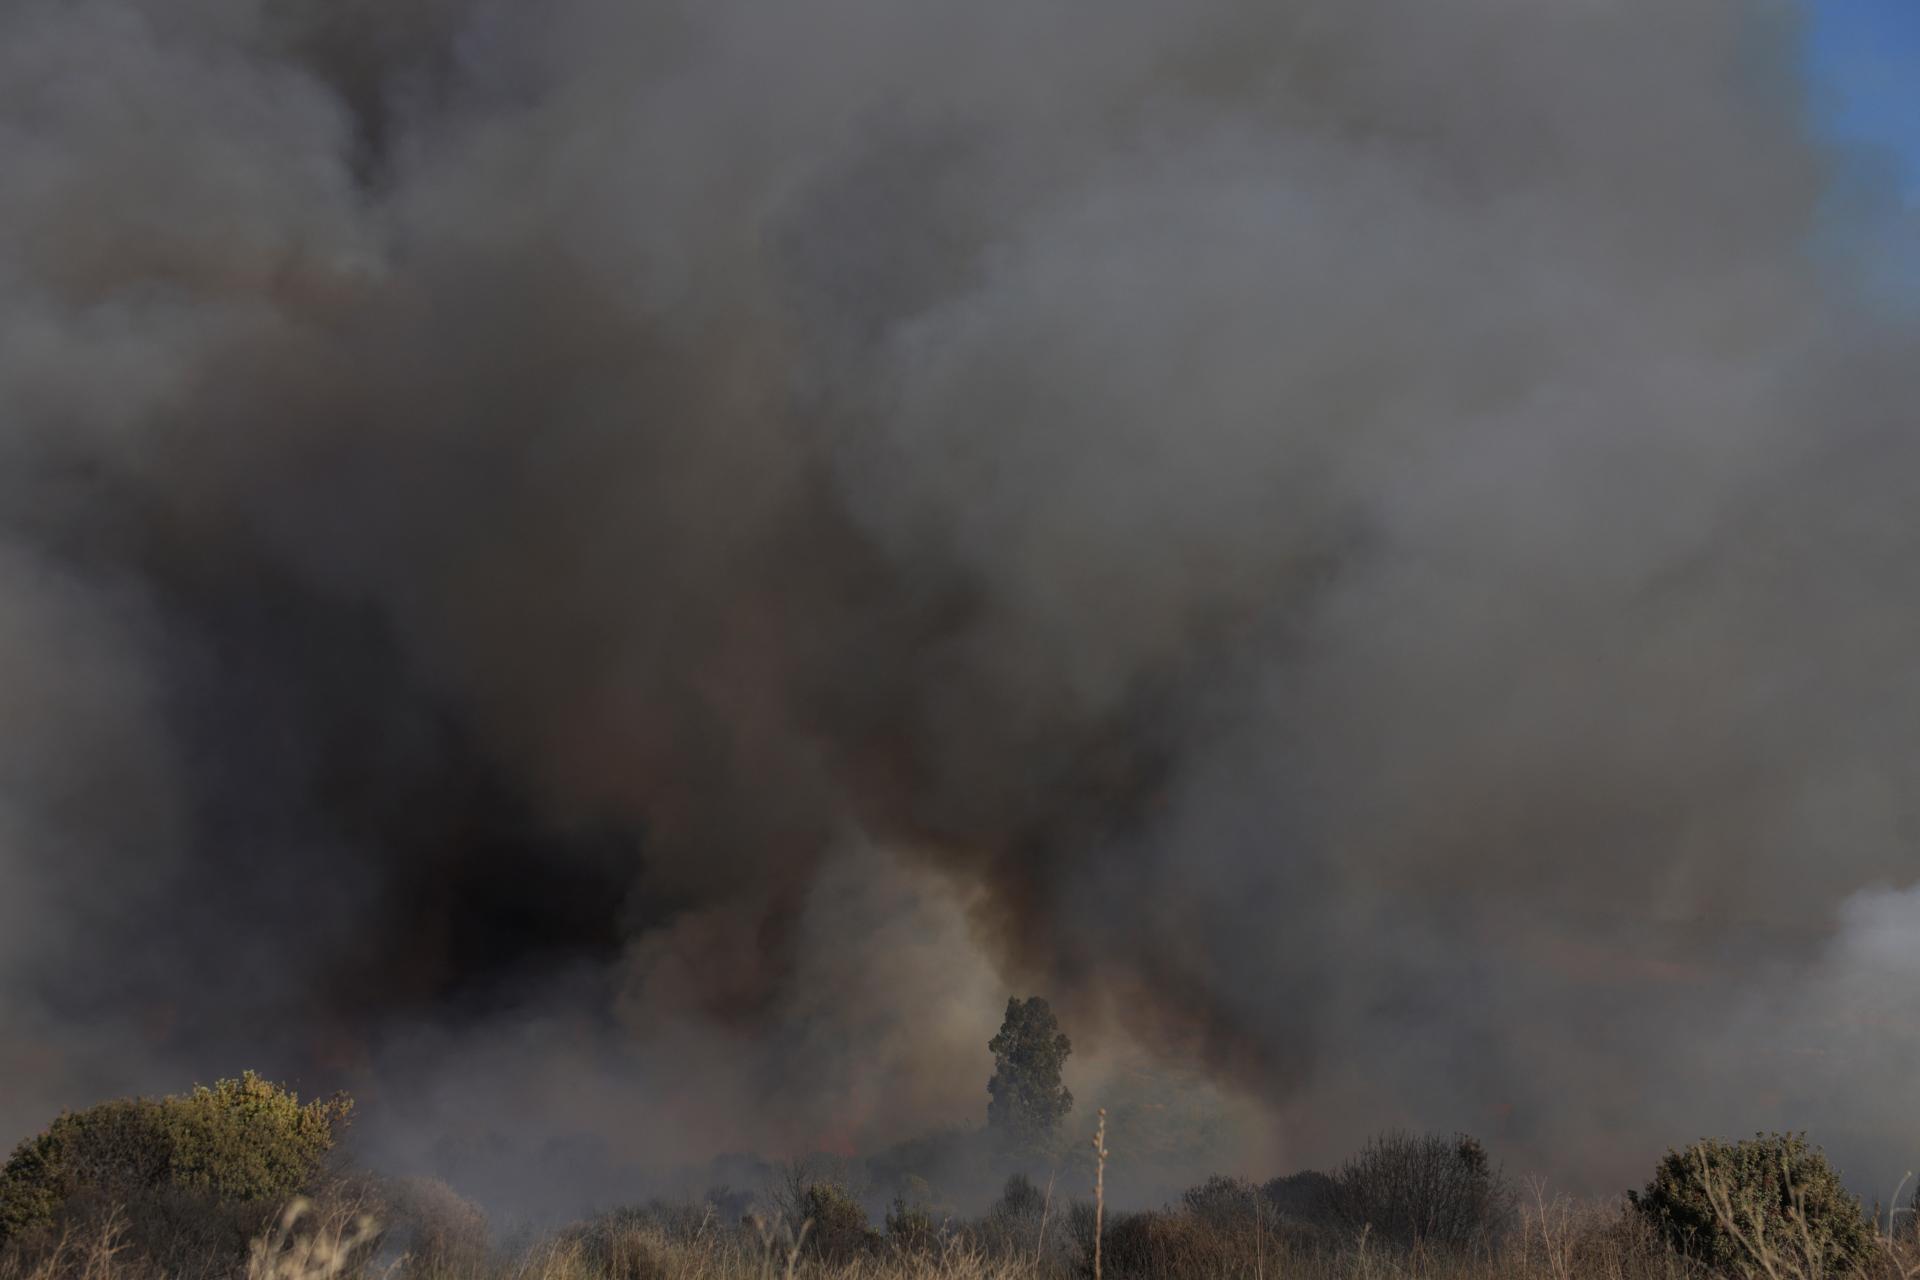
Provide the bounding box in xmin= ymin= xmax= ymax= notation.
xmin=3 ymin=0 xmax=1920 ymax=1204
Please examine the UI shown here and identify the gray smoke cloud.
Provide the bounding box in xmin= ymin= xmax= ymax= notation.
xmin=3 ymin=0 xmax=1919 ymax=1208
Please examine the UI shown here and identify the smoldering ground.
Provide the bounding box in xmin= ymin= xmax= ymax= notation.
xmin=3 ymin=0 xmax=1920 ymax=1212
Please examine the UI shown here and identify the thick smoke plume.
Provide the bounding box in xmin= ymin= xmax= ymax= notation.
xmin=4 ymin=0 xmax=1920 ymax=1208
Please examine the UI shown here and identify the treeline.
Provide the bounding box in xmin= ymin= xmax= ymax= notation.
xmin=0 ymin=1072 xmax=1906 ymax=1280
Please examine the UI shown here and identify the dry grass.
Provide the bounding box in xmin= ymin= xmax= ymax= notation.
xmin=7 ymin=1164 xmax=1920 ymax=1280
xmin=0 ymin=1211 xmax=154 ymax=1280
xmin=244 ymin=1201 xmax=381 ymax=1280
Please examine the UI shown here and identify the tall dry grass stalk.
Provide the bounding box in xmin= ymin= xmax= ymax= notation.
xmin=1090 ymin=1110 xmax=1107 ymax=1280
xmin=1030 ymin=1172 xmax=1055 ymax=1275
xmin=244 ymin=1199 xmax=380 ymax=1280
xmin=0 ymin=1211 xmax=140 ymax=1280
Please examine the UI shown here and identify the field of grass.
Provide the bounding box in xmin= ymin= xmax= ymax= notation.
xmin=7 ymin=1166 xmax=1920 ymax=1280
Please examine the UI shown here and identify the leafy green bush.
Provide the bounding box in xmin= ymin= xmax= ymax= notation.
xmin=0 ymin=1072 xmax=351 ymax=1247
xmin=0 ymin=1130 xmax=64 ymax=1246
xmin=1629 ymin=1132 xmax=1875 ymax=1273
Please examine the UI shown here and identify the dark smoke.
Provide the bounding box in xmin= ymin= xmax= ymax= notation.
xmin=3 ymin=0 xmax=1920 ymax=1207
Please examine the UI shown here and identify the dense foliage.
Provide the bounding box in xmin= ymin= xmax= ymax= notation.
xmin=5 ymin=1097 xmax=1915 ymax=1280
xmin=985 ymin=998 xmax=1073 ymax=1153
xmin=1629 ymin=1132 xmax=1875 ymax=1272
xmin=0 ymin=1073 xmax=351 ymax=1246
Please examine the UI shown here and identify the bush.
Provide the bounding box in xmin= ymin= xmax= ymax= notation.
xmin=701 ymin=1183 xmax=757 ymax=1227
xmin=1181 ymin=1174 xmax=1261 ymax=1231
xmin=564 ymin=1209 xmax=667 ymax=1280
xmin=0 ymin=1073 xmax=351 ymax=1248
xmin=973 ymin=1172 xmax=1061 ymax=1260
xmin=1629 ymin=1132 xmax=1875 ymax=1273
xmin=884 ymin=1198 xmax=939 ymax=1252
xmin=1263 ymin=1169 xmax=1335 ymax=1223
xmin=377 ymin=1176 xmax=490 ymax=1279
xmin=1096 ymin=1209 xmax=1244 ymax=1279
xmin=990 ymin=1172 xmax=1046 ymax=1225
xmin=798 ymin=1182 xmax=877 ymax=1263
xmin=863 ymin=1126 xmax=992 ymax=1215
xmin=882 ymin=1172 xmax=953 ymax=1253
xmin=1322 ymin=1130 xmax=1513 ymax=1251
xmin=1065 ymin=1201 xmax=1099 ymax=1261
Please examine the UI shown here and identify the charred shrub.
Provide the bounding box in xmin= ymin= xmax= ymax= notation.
xmin=1629 ymin=1133 xmax=1874 ymax=1273
xmin=1322 ymin=1130 xmax=1513 ymax=1251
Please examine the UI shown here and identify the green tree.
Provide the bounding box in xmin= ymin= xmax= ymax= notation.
xmin=0 ymin=1072 xmax=351 ymax=1246
xmin=986 ymin=997 xmax=1073 ymax=1151
xmin=1629 ymin=1132 xmax=1875 ymax=1273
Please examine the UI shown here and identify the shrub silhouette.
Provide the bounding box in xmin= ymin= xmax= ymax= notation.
xmin=378 ymin=1175 xmax=491 ymax=1279
xmin=565 ymin=1207 xmax=669 ymax=1280
xmin=1263 ymin=1169 xmax=1335 ymax=1223
xmin=1065 ymin=1200 xmax=1100 ymax=1260
xmin=884 ymin=1196 xmax=940 ymax=1252
xmin=990 ymin=1172 xmax=1046 ymax=1226
xmin=1629 ymin=1132 xmax=1875 ymax=1273
xmin=798 ymin=1181 xmax=877 ymax=1263
xmin=1181 ymin=1174 xmax=1261 ymax=1231
xmin=1096 ymin=1209 xmax=1242 ymax=1279
xmin=1322 ymin=1130 xmax=1513 ymax=1250
xmin=0 ymin=1072 xmax=351 ymax=1247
